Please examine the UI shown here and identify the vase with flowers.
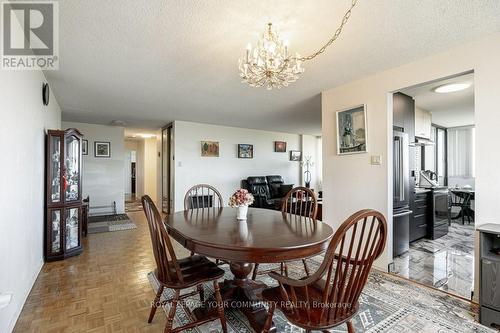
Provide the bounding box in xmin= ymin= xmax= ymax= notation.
xmin=229 ymin=189 xmax=254 ymax=220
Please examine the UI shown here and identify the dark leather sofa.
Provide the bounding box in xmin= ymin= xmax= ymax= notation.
xmin=241 ymin=175 xmax=293 ymax=210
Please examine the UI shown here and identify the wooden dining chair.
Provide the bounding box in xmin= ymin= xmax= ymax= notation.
xmin=262 ymin=209 xmax=387 ymax=333
xmin=142 ymin=195 xmax=227 ymax=333
xmin=252 ymin=187 xmax=318 ymax=280
xmin=184 ymin=184 xmax=224 ymax=261
xmin=184 ymin=184 xmax=223 ymax=210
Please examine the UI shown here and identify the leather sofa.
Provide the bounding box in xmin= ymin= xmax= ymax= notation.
xmin=241 ymin=175 xmax=293 ymax=210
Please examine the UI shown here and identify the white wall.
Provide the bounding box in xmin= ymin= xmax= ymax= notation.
xmin=144 ymin=137 xmax=159 ymax=202
xmin=0 ymin=71 xmax=61 ymax=332
xmin=301 ymin=135 xmax=322 ymax=190
xmin=62 ymin=122 xmax=125 ymax=214
xmin=133 ymin=137 xmax=159 ymax=203
xmin=322 ymin=33 xmax=500 ymax=276
xmin=173 ymin=121 xmax=302 ymax=211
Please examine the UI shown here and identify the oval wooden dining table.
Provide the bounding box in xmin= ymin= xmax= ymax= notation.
xmin=164 ymin=207 xmax=334 ymax=332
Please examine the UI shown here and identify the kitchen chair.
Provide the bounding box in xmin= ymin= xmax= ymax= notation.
xmin=252 ymin=187 xmax=318 ymax=280
xmin=142 ymin=195 xmax=227 ymax=333
xmin=450 ymin=190 xmax=474 ymax=224
xmin=262 ymin=209 xmax=387 ymax=333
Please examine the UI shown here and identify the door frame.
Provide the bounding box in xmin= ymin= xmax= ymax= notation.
xmin=161 ymin=123 xmax=174 ymax=214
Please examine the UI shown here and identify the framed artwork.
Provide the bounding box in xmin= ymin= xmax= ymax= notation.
xmin=274 ymin=141 xmax=287 ymax=152
xmin=82 ymin=139 xmax=88 ymax=155
xmin=238 ymin=144 xmax=253 ymax=158
xmin=94 ymin=141 xmax=111 ymax=158
xmin=201 ymin=141 xmax=219 ymax=157
xmin=289 ymin=150 xmax=302 ymax=161
xmin=336 ymin=104 xmax=367 ymax=155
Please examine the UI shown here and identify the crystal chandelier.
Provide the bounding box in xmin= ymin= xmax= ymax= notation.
xmin=238 ymin=0 xmax=358 ymax=90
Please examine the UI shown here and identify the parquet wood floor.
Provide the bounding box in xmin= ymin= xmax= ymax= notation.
xmin=14 ymin=210 xmax=190 ymax=333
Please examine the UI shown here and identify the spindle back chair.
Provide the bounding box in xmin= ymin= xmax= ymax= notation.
xmin=184 ymin=184 xmax=223 ymax=210
xmin=142 ymin=195 xmax=227 ymax=333
xmin=262 ymin=209 xmax=387 ymax=333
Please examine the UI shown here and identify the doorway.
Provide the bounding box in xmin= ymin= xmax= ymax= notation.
xmin=161 ymin=124 xmax=174 ymax=214
xmin=390 ymin=72 xmax=476 ymax=300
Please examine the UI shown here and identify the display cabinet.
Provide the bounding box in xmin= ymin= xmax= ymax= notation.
xmin=45 ymin=128 xmax=84 ymax=261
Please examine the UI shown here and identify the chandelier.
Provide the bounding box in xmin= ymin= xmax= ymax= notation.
xmin=238 ymin=0 xmax=358 ymax=90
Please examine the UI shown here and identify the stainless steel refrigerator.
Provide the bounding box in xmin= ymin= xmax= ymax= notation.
xmin=393 ymin=130 xmax=412 ymax=256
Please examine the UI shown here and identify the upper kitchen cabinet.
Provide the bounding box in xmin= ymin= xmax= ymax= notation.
xmin=393 ymin=92 xmax=415 ymax=136
xmin=415 ymin=107 xmax=432 ymax=139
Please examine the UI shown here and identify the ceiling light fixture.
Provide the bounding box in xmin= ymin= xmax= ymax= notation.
xmin=136 ymin=133 xmax=155 ymax=139
xmin=433 ymin=82 xmax=471 ymax=94
xmin=239 ymin=0 xmax=358 ymax=90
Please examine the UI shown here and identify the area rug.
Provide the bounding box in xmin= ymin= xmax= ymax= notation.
xmin=147 ymin=256 xmax=494 ymax=333
xmin=87 ymin=214 xmax=137 ymax=234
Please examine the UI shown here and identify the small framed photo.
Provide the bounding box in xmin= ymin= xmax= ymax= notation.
xmin=82 ymin=139 xmax=88 ymax=155
xmin=94 ymin=141 xmax=111 ymax=158
xmin=274 ymin=141 xmax=287 ymax=152
xmin=238 ymin=144 xmax=253 ymax=158
xmin=336 ymin=104 xmax=367 ymax=155
xmin=290 ymin=150 xmax=302 ymax=161
xmin=201 ymin=141 xmax=219 ymax=157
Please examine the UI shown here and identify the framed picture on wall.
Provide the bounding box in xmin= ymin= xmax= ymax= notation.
xmin=201 ymin=141 xmax=219 ymax=157
xmin=336 ymin=104 xmax=367 ymax=155
xmin=274 ymin=141 xmax=287 ymax=152
xmin=82 ymin=139 xmax=88 ymax=155
xmin=290 ymin=150 xmax=302 ymax=161
xmin=94 ymin=141 xmax=111 ymax=158
xmin=238 ymin=144 xmax=253 ymax=158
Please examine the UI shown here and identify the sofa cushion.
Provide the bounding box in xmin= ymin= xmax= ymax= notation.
xmin=266 ymin=175 xmax=284 ymax=198
xmin=279 ymin=184 xmax=294 ymax=197
xmin=246 ymin=177 xmax=270 ymax=199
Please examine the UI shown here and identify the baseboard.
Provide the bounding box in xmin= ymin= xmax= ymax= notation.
xmin=7 ymin=258 xmax=44 ymax=333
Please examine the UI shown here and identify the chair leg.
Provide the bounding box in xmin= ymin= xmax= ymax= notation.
xmin=347 ymin=320 xmax=355 ymax=333
xmin=213 ymin=281 xmax=227 ymax=333
xmin=302 ymin=259 xmax=310 ymax=277
xmin=252 ymin=263 xmax=259 ymax=280
xmin=164 ymin=290 xmax=180 ymax=333
xmin=262 ymin=301 xmax=275 ymax=333
xmin=197 ymin=284 xmax=204 ymax=303
xmin=148 ymin=285 xmax=164 ymax=323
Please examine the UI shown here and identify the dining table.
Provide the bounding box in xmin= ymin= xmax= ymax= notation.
xmin=164 ymin=207 xmax=334 ymax=332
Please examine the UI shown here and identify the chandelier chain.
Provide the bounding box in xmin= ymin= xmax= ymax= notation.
xmin=297 ymin=0 xmax=358 ymax=62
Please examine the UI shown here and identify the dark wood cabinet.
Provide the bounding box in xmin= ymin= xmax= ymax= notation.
xmin=45 ymin=128 xmax=84 ymax=261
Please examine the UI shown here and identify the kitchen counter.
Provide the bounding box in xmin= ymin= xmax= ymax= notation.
xmin=415 ymin=188 xmax=431 ymax=194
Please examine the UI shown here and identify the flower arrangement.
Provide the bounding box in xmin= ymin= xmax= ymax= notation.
xmin=228 ymin=189 xmax=254 ymax=207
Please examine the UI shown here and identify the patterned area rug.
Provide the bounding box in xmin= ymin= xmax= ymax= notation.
xmin=147 ymin=256 xmax=494 ymax=333
xmin=87 ymin=214 xmax=137 ymax=234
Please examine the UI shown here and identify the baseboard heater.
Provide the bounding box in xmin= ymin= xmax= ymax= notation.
xmin=89 ymin=201 xmax=117 ymax=216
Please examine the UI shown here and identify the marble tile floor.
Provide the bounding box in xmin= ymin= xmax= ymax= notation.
xmin=392 ymin=222 xmax=475 ymax=299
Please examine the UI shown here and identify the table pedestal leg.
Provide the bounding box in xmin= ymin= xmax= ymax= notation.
xmin=219 ymin=262 xmax=276 ymax=333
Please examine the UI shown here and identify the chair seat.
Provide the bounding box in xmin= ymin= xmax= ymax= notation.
xmin=262 ymin=279 xmax=358 ymax=330
xmin=156 ymin=255 xmax=225 ymax=289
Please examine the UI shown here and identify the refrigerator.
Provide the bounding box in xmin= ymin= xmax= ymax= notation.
xmin=393 ymin=130 xmax=412 ymax=256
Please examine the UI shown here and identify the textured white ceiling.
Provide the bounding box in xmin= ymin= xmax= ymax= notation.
xmin=401 ymin=73 xmax=474 ymax=128
xmin=47 ymin=0 xmax=500 ymax=134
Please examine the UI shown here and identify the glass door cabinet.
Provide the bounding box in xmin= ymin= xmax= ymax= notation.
xmin=45 ymin=128 xmax=84 ymax=261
